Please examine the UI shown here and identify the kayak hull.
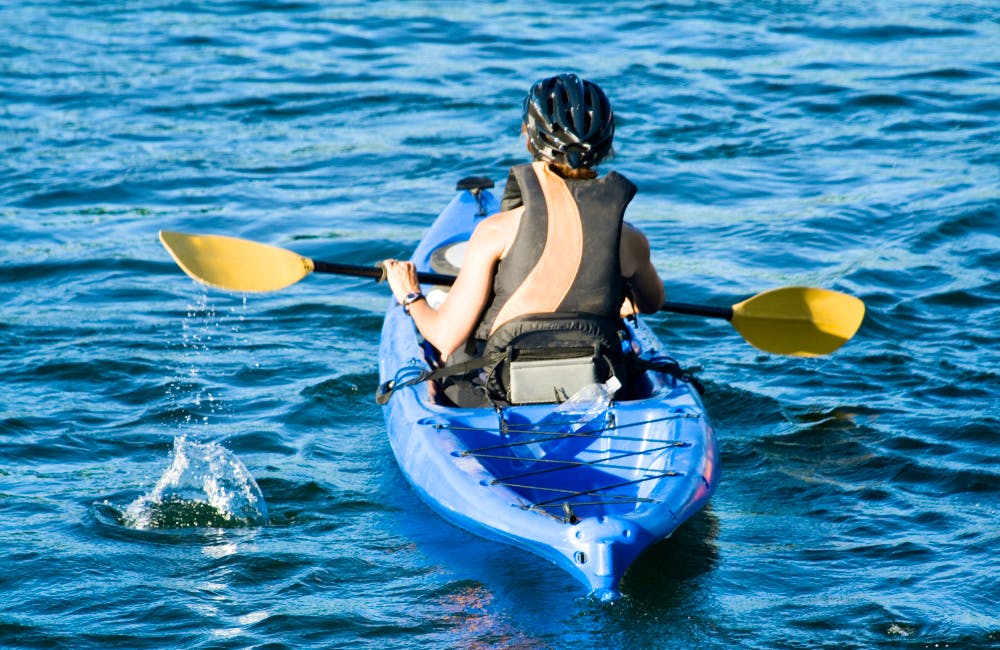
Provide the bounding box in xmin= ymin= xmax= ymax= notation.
xmin=378 ymin=186 xmax=718 ymax=598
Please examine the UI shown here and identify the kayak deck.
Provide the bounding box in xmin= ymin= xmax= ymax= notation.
xmin=454 ymin=408 xmax=702 ymax=522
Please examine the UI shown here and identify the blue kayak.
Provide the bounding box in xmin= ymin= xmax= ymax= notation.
xmin=378 ymin=180 xmax=718 ymax=599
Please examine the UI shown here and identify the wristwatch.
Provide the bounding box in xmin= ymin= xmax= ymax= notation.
xmin=401 ymin=291 xmax=425 ymax=313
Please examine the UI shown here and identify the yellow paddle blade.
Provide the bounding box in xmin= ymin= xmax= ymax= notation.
xmin=159 ymin=231 xmax=315 ymax=292
xmin=731 ymin=287 xmax=865 ymax=357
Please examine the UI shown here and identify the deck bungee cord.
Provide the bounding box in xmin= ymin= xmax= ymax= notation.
xmin=483 ymin=443 xmax=688 ymax=486
xmin=468 ymin=442 xmax=689 ymax=480
xmin=510 ymin=471 xmax=685 ymax=523
xmin=452 ymin=412 xmax=696 ymax=523
xmin=443 ymin=412 xmax=702 ymax=449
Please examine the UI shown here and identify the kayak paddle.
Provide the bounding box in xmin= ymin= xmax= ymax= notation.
xmin=159 ymin=231 xmax=864 ymax=357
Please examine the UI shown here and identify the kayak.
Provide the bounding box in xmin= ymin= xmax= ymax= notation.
xmin=377 ymin=178 xmax=718 ymax=599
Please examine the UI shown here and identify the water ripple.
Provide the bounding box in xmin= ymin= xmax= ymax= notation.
xmin=2 ymin=0 xmax=999 ymax=647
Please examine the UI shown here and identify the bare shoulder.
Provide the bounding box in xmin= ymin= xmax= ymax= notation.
xmin=619 ymin=221 xmax=664 ymax=312
xmin=620 ymin=221 xmax=652 ymax=278
xmin=469 ymin=207 xmax=523 ymax=258
xmin=475 ymin=208 xmax=521 ymax=236
xmin=621 ymin=221 xmax=651 ymax=253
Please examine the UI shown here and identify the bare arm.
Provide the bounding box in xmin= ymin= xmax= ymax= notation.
xmin=382 ymin=211 xmax=517 ymax=359
xmin=620 ymin=222 xmax=665 ymax=314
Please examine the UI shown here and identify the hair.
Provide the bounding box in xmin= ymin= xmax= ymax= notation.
xmin=547 ymin=162 xmax=599 ymax=180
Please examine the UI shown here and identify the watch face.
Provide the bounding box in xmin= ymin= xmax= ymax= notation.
xmin=402 ymin=292 xmax=423 ymax=312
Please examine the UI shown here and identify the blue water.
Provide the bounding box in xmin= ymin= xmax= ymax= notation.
xmin=2 ymin=1 xmax=998 ymax=647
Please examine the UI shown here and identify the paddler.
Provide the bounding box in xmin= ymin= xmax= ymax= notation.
xmin=381 ymin=73 xmax=665 ymax=406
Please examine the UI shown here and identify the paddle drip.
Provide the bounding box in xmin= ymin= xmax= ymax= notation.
xmin=122 ymin=436 xmax=268 ymax=529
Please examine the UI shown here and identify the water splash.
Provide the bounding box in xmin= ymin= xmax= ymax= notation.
xmin=122 ymin=436 xmax=268 ymax=529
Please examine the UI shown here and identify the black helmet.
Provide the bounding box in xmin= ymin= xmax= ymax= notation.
xmin=522 ymin=74 xmax=614 ymax=169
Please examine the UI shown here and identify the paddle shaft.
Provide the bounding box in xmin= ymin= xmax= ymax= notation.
xmin=312 ymin=260 xmax=735 ymax=321
xmin=313 ymin=260 xmax=456 ymax=286
xmin=659 ymin=301 xmax=733 ymax=321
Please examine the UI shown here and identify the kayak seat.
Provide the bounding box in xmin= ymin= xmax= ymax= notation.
xmin=484 ymin=313 xmax=623 ymax=406
xmin=428 ymin=312 xmax=626 ymax=408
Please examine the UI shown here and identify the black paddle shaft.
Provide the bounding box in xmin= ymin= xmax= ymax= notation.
xmin=312 ymin=260 xmax=457 ymax=286
xmin=312 ymin=260 xmax=735 ymax=321
xmin=660 ymin=301 xmax=734 ymax=321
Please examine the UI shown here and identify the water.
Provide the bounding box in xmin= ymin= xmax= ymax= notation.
xmin=2 ymin=0 xmax=998 ymax=647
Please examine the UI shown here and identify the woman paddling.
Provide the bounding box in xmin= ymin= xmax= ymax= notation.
xmin=382 ymin=73 xmax=665 ymax=406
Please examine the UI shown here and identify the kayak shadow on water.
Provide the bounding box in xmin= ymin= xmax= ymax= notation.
xmin=617 ymin=505 xmax=720 ymax=604
xmin=101 ymin=435 xmax=268 ymax=530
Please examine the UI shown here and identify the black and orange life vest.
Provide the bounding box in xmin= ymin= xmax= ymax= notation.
xmin=475 ymin=162 xmax=638 ymax=341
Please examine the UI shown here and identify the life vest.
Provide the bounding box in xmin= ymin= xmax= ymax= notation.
xmin=374 ymin=164 xmax=640 ymax=408
xmin=475 ymin=162 xmax=638 ymax=341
